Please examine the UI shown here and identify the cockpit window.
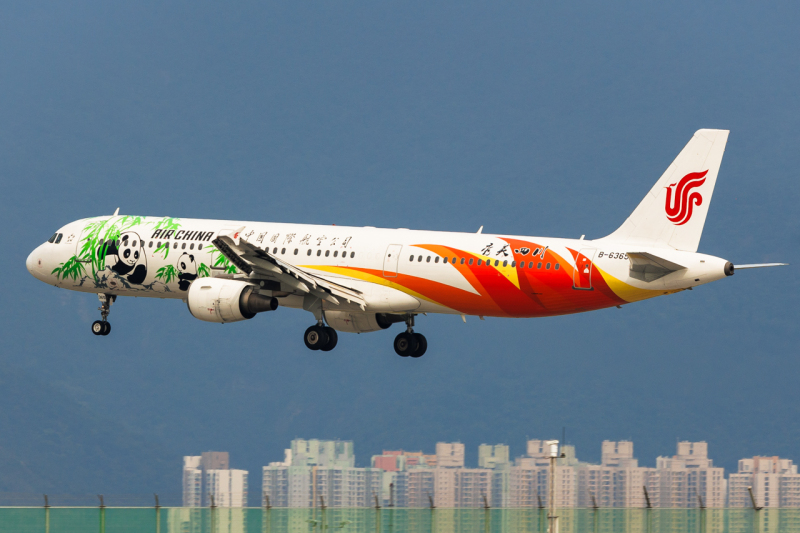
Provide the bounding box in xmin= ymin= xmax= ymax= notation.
xmin=48 ymin=233 xmax=57 ymax=243
xmin=55 ymin=233 xmax=63 ymax=244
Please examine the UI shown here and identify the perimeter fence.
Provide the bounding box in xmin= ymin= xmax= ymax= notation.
xmin=0 ymin=506 xmax=797 ymax=533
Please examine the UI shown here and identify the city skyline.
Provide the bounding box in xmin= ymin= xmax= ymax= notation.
xmin=186 ymin=437 xmax=800 ymax=509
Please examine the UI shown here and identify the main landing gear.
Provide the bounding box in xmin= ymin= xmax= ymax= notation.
xmin=91 ymin=293 xmax=115 ymax=336
xmin=394 ymin=315 xmax=427 ymax=358
xmin=304 ymin=323 xmax=339 ymax=352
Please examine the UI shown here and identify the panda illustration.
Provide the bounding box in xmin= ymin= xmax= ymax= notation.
xmin=105 ymin=232 xmax=148 ymax=285
xmin=176 ymin=252 xmax=198 ymax=291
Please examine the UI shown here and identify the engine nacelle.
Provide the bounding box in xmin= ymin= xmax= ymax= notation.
xmin=187 ymin=278 xmax=278 ymax=323
xmin=325 ymin=311 xmax=405 ymax=333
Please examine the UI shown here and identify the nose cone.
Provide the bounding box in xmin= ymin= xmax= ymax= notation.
xmin=26 ymin=246 xmax=44 ymax=278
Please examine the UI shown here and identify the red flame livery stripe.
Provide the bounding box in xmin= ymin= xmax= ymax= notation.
xmin=665 ymin=170 xmax=708 ymax=225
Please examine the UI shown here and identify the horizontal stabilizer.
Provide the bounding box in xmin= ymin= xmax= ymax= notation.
xmin=627 ymin=252 xmax=686 ymax=282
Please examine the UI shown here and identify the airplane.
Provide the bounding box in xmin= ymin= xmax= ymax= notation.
xmin=26 ymin=129 xmax=786 ymax=357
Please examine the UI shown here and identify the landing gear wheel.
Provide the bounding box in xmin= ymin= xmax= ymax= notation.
xmin=320 ymin=327 xmax=338 ymax=352
xmin=304 ymin=325 xmax=329 ymax=351
xmin=394 ymin=332 xmax=418 ymax=357
xmin=92 ymin=321 xmax=105 ymax=336
xmin=101 ymin=322 xmax=111 ymax=336
xmin=410 ymin=333 xmax=427 ymax=358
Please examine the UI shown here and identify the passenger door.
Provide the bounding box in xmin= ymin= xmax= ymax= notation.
xmin=573 ymin=248 xmax=596 ymax=290
xmin=382 ymin=244 xmax=403 ymax=278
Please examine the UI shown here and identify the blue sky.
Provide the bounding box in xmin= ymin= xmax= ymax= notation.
xmin=1 ymin=1 xmax=798 ymax=498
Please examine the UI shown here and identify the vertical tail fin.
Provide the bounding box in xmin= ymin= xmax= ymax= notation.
xmin=603 ymin=129 xmax=729 ymax=252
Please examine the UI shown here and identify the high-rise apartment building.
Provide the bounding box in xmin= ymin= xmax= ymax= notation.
xmin=479 ymin=444 xmax=511 ymax=508
xmin=183 ymin=456 xmax=203 ymax=507
xmin=263 ymin=439 xmax=381 ymax=508
xmin=183 ymin=452 xmax=248 ymax=508
xmin=655 ymin=441 xmax=725 ymax=508
xmin=207 ymin=468 xmax=248 ymax=507
xmin=436 ymin=442 xmax=465 ymax=468
xmin=729 ymin=456 xmax=800 ymax=508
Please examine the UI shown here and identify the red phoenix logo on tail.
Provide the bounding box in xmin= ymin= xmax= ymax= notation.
xmin=665 ymin=170 xmax=708 ymax=225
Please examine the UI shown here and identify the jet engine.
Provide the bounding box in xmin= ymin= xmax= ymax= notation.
xmin=325 ymin=311 xmax=406 ymax=333
xmin=187 ymin=278 xmax=278 ymax=323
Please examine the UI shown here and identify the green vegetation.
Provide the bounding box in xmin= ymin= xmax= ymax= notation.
xmin=51 ymin=256 xmax=86 ymax=281
xmin=154 ymin=265 xmax=179 ymax=284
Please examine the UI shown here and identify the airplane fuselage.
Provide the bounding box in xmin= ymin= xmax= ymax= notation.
xmin=27 ymin=215 xmax=731 ymax=319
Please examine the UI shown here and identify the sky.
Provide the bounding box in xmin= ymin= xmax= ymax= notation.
xmin=1 ymin=0 xmax=799 ymax=502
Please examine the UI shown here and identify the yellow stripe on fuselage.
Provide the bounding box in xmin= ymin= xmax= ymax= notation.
xmin=594 ymin=265 xmax=683 ymax=303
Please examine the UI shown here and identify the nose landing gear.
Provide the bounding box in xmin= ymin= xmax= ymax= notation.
xmin=394 ymin=315 xmax=427 ymax=358
xmin=91 ymin=294 xmax=115 ymax=336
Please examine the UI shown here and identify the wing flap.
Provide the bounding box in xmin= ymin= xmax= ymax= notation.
xmin=211 ymin=235 xmax=365 ymax=307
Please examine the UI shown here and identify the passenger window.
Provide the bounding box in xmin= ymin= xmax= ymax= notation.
xmin=325 ymin=250 xmax=330 ymax=257
xmin=317 ymin=250 xmax=322 ymax=256
xmin=48 ymin=233 xmax=57 ymax=243
xmin=519 ymin=261 xmax=524 ymax=269
xmin=149 ymin=241 xmax=154 ymax=248
xmin=294 ymin=249 xmax=299 ymax=255
xmin=189 ymin=243 xmax=194 ymax=250
xmin=537 ymin=262 xmax=542 ymax=269
xmin=503 ymin=260 xmax=508 ymax=267
xmin=182 ymin=243 xmax=186 ymax=249
xmin=55 ymin=234 xmax=63 ymax=244
xmin=350 ymin=252 xmax=355 ymax=258
xmin=494 ymin=260 xmax=499 ymax=266
xmin=477 ymin=259 xmax=482 ymax=266
xmin=409 ymin=255 xmax=414 ymax=262
xmin=281 ymin=248 xmax=286 ymax=254
xmin=198 ymin=244 xmax=203 ymax=250
xmin=418 ymin=256 xmax=422 ymax=262
xmin=99 ymin=239 xmax=105 ymax=246
xmin=555 ymin=264 xmax=560 ymax=270
xmin=529 ymin=262 xmax=533 ymax=269
xmin=435 ymin=257 xmax=439 ymax=263
xmin=333 ymin=251 xmax=338 ymax=257
xmin=461 ymin=258 xmax=465 ymax=264
xmin=546 ymin=263 xmax=551 ymax=269
xmin=426 ymin=256 xmax=431 ymax=263
xmin=173 ymin=242 xmax=178 ymax=249
xmin=157 ymin=241 xmax=162 ymax=248
xmin=307 ymin=249 xmax=312 ymax=256
xmin=469 ymin=258 xmax=474 ymax=265
xmin=443 ymin=257 xmax=448 ymax=263
xmin=511 ymin=261 xmax=515 ymax=267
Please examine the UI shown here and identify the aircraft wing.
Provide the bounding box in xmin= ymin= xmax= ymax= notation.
xmin=211 ymin=232 xmax=366 ymax=308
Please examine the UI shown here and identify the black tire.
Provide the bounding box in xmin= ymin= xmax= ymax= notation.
xmin=101 ymin=322 xmax=111 ymax=336
xmin=92 ymin=321 xmax=105 ymax=336
xmin=394 ymin=332 xmax=417 ymax=357
xmin=410 ymin=333 xmax=427 ymax=358
xmin=304 ymin=325 xmax=329 ymax=351
xmin=320 ymin=327 xmax=338 ymax=352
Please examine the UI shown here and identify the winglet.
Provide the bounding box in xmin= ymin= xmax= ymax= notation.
xmin=113 ymin=208 xmax=119 ymax=216
xmin=477 ymin=226 xmax=483 ymax=234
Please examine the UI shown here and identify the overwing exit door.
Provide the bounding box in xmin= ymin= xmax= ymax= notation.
xmin=573 ymin=248 xmax=596 ymax=290
xmin=383 ymin=244 xmax=403 ymax=278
